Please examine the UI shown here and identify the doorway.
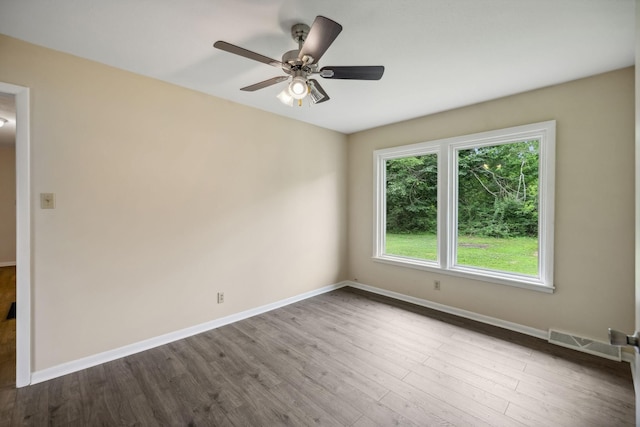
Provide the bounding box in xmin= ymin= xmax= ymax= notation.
xmin=0 ymin=93 xmax=16 ymax=386
xmin=0 ymin=83 xmax=31 ymax=387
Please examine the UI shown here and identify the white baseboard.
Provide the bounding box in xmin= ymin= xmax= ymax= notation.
xmin=346 ymin=281 xmax=547 ymax=340
xmin=629 ymin=352 xmax=639 ymax=425
xmin=29 ymin=279 xmax=631 ymax=385
xmin=0 ymin=261 xmax=16 ymax=267
xmin=30 ymin=281 xmax=348 ymax=385
xmin=346 ymin=281 xmax=636 ymax=366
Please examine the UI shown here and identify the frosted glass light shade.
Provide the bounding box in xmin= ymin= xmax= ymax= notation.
xmin=277 ymin=89 xmax=294 ymax=106
xmin=289 ymin=77 xmax=308 ymax=100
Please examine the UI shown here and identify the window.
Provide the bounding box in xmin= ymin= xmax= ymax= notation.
xmin=374 ymin=121 xmax=555 ymax=292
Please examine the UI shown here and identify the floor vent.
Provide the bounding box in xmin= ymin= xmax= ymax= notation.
xmin=548 ymin=329 xmax=621 ymax=361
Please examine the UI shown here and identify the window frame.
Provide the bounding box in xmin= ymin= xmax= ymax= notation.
xmin=373 ymin=121 xmax=556 ymax=293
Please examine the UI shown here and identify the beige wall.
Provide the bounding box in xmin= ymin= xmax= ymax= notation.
xmin=348 ymin=67 xmax=635 ymax=342
xmin=0 ymin=35 xmax=348 ymax=371
xmin=0 ymin=144 xmax=16 ymax=264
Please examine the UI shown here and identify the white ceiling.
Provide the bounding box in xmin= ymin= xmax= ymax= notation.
xmin=0 ymin=0 xmax=635 ymax=134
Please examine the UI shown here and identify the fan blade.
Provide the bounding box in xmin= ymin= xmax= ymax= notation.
xmin=320 ymin=66 xmax=385 ymax=80
xmin=308 ymin=79 xmax=330 ymax=104
xmin=214 ymin=41 xmax=288 ymax=69
xmin=240 ymin=76 xmax=289 ymax=92
xmin=298 ymin=16 xmax=342 ymax=63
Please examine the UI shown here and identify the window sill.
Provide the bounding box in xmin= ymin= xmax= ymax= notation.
xmin=372 ymin=255 xmax=555 ymax=294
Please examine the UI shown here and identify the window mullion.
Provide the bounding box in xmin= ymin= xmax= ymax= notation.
xmin=439 ymin=143 xmax=450 ymax=270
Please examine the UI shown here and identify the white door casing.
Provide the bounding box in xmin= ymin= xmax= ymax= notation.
xmin=635 ymin=1 xmax=640 ymax=424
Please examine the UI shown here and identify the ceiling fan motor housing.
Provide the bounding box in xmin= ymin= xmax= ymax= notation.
xmin=282 ymin=50 xmax=299 ymax=68
xmin=291 ymin=23 xmax=310 ymax=45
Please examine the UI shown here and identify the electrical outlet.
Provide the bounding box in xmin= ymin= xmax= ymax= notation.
xmin=434 ymin=280 xmax=441 ymax=291
xmin=217 ymin=292 xmax=224 ymax=304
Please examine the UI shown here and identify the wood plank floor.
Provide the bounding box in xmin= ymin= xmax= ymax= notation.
xmin=0 ymin=266 xmax=16 ymax=389
xmin=0 ymin=287 xmax=634 ymax=426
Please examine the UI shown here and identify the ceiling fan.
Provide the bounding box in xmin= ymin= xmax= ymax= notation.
xmin=213 ymin=16 xmax=385 ymax=107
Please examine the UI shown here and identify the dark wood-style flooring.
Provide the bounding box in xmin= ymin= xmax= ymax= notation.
xmin=0 ymin=266 xmax=16 ymax=390
xmin=0 ymin=286 xmax=634 ymax=426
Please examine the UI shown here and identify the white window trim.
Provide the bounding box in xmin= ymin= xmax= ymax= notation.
xmin=373 ymin=121 xmax=556 ymax=293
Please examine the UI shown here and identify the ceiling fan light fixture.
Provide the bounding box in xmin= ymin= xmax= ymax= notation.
xmin=288 ymin=76 xmax=308 ymax=100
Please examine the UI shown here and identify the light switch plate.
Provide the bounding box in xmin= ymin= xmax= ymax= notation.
xmin=40 ymin=193 xmax=55 ymax=209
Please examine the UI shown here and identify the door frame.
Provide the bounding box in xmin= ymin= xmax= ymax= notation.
xmin=635 ymin=1 xmax=640 ymax=424
xmin=0 ymin=82 xmax=31 ymax=387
